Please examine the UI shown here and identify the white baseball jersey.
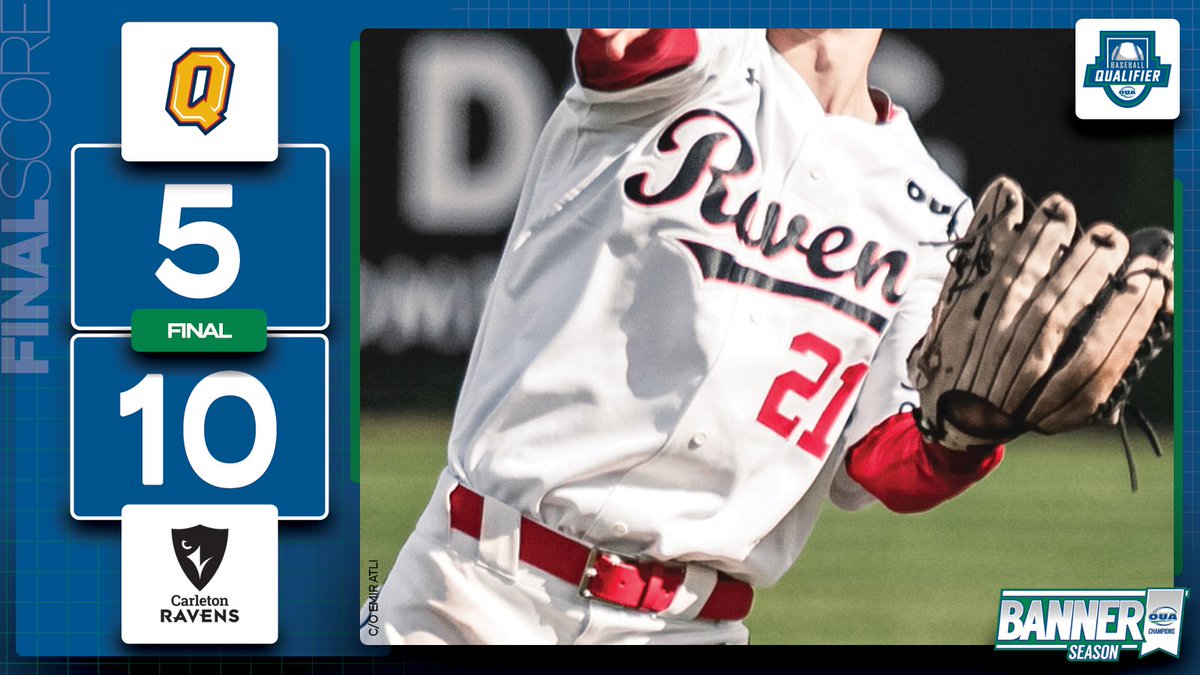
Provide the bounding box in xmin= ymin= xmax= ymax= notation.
xmin=446 ymin=30 xmax=971 ymax=587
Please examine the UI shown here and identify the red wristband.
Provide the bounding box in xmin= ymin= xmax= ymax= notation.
xmin=845 ymin=411 xmax=1003 ymax=514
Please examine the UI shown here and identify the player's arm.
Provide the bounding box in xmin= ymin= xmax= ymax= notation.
xmin=574 ymin=29 xmax=693 ymax=91
xmin=567 ymin=29 xmax=754 ymax=108
xmin=829 ymin=201 xmax=1003 ymax=514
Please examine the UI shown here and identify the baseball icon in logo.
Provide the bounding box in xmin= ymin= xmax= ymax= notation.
xmin=171 ymin=525 xmax=228 ymax=591
xmin=1111 ymin=41 xmax=1145 ymax=61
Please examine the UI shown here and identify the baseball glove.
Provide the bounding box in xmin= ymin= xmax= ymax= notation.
xmin=909 ymin=176 xmax=1173 ymax=488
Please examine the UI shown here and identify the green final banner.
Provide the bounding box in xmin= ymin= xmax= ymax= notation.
xmin=130 ymin=309 xmax=268 ymax=353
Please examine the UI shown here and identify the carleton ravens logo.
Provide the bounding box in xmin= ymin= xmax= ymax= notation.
xmin=171 ymin=525 xmax=228 ymax=591
xmin=1083 ymin=31 xmax=1171 ymax=108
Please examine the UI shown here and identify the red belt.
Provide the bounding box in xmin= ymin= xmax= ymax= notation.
xmin=448 ymin=485 xmax=753 ymax=622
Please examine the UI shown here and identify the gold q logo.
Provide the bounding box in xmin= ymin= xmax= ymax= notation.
xmin=166 ymin=48 xmax=234 ymax=134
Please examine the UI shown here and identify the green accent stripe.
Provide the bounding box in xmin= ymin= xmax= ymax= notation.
xmin=1174 ymin=178 xmax=1183 ymax=578
xmin=351 ymin=41 xmax=362 ymax=484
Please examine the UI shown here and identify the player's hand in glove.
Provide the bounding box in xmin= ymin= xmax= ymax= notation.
xmin=908 ymin=176 xmax=1173 ymax=486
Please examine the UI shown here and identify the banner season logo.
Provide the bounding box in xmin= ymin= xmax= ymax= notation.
xmin=995 ymin=589 xmax=1188 ymax=661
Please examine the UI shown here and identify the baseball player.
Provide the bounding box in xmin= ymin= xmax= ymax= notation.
xmin=361 ymin=28 xmax=1172 ymax=645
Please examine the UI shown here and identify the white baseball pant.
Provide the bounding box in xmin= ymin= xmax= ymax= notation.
xmin=360 ymin=470 xmax=751 ymax=645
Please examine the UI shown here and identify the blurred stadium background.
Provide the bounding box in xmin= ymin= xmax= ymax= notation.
xmin=358 ymin=29 xmax=1174 ymax=644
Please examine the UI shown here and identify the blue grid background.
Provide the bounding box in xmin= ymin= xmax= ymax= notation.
xmin=0 ymin=0 xmax=1194 ymax=670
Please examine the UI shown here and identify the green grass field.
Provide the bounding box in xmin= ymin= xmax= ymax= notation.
xmin=360 ymin=413 xmax=1173 ymax=644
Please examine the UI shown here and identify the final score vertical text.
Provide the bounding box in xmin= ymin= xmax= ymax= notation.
xmin=2 ymin=0 xmax=51 ymax=374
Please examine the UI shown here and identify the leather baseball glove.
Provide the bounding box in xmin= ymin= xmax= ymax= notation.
xmin=908 ymin=176 xmax=1173 ymax=488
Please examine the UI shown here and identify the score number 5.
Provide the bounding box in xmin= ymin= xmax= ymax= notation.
xmin=156 ymin=184 xmax=240 ymax=299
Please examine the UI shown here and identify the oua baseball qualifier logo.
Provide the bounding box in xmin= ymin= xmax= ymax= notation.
xmin=165 ymin=47 xmax=235 ymax=133
xmin=1082 ymin=31 xmax=1171 ymax=108
xmin=995 ymin=589 xmax=1188 ymax=661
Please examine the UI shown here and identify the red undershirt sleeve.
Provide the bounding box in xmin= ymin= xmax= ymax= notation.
xmin=844 ymin=411 xmax=1004 ymax=514
xmin=575 ymin=29 xmax=700 ymax=92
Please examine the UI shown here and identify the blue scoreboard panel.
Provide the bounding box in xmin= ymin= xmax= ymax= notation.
xmin=72 ymin=145 xmax=329 ymax=330
xmin=71 ymin=334 xmax=328 ymax=519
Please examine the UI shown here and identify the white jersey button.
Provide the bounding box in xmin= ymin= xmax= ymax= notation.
xmin=809 ymin=166 xmax=824 ymax=181
xmin=689 ymin=432 xmax=708 ymax=448
xmin=611 ymin=522 xmax=629 ymax=536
